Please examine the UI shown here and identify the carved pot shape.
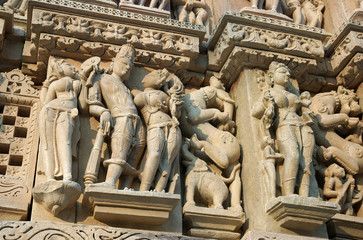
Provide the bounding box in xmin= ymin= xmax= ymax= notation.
xmin=33 ymin=180 xmax=81 ymax=216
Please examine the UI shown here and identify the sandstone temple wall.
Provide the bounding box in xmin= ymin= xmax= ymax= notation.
xmin=0 ymin=0 xmax=363 ymax=239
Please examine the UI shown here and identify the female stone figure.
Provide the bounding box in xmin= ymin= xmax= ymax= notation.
xmin=133 ymin=69 xmax=183 ymax=192
xmin=39 ymin=59 xmax=81 ymax=182
xmin=252 ymin=62 xmax=315 ymax=197
xmin=34 ymin=59 xmax=82 ymax=216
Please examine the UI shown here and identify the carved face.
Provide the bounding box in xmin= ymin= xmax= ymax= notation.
xmin=113 ymin=57 xmax=132 ymax=81
xmin=273 ymin=66 xmax=290 ymax=88
xmin=142 ymin=69 xmax=169 ymax=89
xmin=209 ymin=77 xmax=224 ymax=90
xmin=333 ymin=165 xmax=345 ymax=178
xmin=58 ymin=61 xmax=76 ymax=79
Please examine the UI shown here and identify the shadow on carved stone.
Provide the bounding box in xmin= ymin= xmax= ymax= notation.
xmin=33 ymin=180 xmax=81 ymax=216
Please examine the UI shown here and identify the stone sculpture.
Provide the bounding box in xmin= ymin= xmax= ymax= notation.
xmin=286 ymin=0 xmax=324 ymax=27
xmin=172 ymin=0 xmax=208 ymax=26
xmin=310 ymin=87 xmax=363 ymax=215
xmin=261 ymin=136 xmax=284 ymax=200
xmin=252 ymin=62 xmax=315 ymax=197
xmin=2 ymin=0 xmax=28 ymax=15
xmin=80 ymin=44 xmax=146 ymax=189
xmin=179 ymin=76 xmax=242 ymax=213
xmin=249 ymin=0 xmax=281 ymax=11
xmin=323 ymin=163 xmax=362 ymax=215
xmin=133 ymin=69 xmax=184 ymax=192
xmin=182 ymin=139 xmax=241 ymax=209
xmin=34 ymin=59 xmax=82 ymax=216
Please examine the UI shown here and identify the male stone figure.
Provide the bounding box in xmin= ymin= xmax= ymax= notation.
xmin=81 ymin=44 xmax=145 ymax=189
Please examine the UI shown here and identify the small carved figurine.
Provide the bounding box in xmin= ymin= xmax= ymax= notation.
xmin=3 ymin=0 xmax=28 ymax=15
xmin=301 ymin=0 xmax=324 ymax=27
xmin=133 ymin=69 xmax=184 ymax=192
xmin=172 ymin=0 xmax=208 ymax=26
xmin=261 ymin=136 xmax=284 ymax=200
xmin=250 ymin=0 xmax=281 ymax=11
xmin=323 ymin=164 xmax=358 ymax=215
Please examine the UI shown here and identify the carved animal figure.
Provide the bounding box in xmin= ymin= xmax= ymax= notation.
xmin=184 ymin=157 xmax=240 ymax=209
xmin=179 ymin=77 xmax=242 ymax=212
xmin=310 ymin=88 xmax=363 ymax=216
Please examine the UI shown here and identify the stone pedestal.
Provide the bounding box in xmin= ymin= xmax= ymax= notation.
xmin=326 ymin=214 xmax=363 ymax=240
xmin=83 ymin=185 xmax=180 ymax=226
xmin=183 ymin=205 xmax=245 ymax=239
xmin=242 ymin=230 xmax=327 ymax=240
xmin=266 ymin=195 xmax=340 ymax=231
xmin=240 ymin=7 xmax=293 ymax=22
xmin=118 ymin=3 xmax=170 ymax=19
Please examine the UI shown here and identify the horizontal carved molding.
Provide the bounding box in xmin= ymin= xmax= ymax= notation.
xmin=213 ymin=46 xmax=317 ymax=88
xmin=23 ymin=33 xmax=191 ymax=81
xmin=27 ymin=0 xmax=205 ymax=40
xmin=0 ymin=221 xmax=196 ymax=239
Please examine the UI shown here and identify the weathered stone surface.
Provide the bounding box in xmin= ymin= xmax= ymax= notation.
xmin=0 ymin=220 xmax=198 ymax=239
xmin=83 ymin=185 xmax=180 ymax=226
xmin=242 ymin=230 xmax=327 ymax=240
xmin=183 ymin=205 xmax=245 ymax=237
xmin=327 ymin=214 xmax=363 ymax=240
xmin=266 ymin=195 xmax=340 ymax=231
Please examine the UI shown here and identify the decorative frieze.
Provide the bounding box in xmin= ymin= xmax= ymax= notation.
xmin=0 ymin=69 xmax=40 ymax=221
xmin=207 ymin=11 xmax=329 ymax=89
xmin=0 ymin=221 xmax=196 ymax=239
xmin=23 ymin=0 xmax=205 ymax=82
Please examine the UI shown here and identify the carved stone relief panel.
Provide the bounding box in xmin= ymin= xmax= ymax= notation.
xmin=0 ymin=69 xmax=40 ymax=221
xmin=22 ymin=0 xmax=205 ymax=82
xmin=179 ymin=76 xmax=245 ymax=239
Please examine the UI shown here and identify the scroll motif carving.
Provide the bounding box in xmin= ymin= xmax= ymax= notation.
xmin=34 ymin=11 xmax=199 ymax=58
xmin=26 ymin=33 xmax=191 ymax=80
xmin=0 ymin=221 xmax=195 ymax=239
xmin=0 ymin=179 xmax=29 ymax=197
xmin=29 ymin=0 xmax=205 ymax=32
xmin=211 ymin=22 xmax=324 ymax=68
xmin=0 ymin=69 xmax=39 ymax=97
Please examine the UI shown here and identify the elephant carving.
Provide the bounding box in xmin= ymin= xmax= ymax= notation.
xmin=182 ymin=140 xmax=241 ymax=210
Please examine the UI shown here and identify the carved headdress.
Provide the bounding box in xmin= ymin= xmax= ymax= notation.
xmin=115 ymin=44 xmax=136 ymax=65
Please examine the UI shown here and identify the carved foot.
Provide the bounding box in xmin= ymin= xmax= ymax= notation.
xmin=184 ymin=201 xmax=196 ymax=207
xmin=89 ymin=182 xmax=116 ymax=189
xmin=212 ymin=204 xmax=224 ymax=210
xmin=228 ymin=205 xmax=243 ymax=214
xmin=190 ymin=134 xmax=203 ymax=151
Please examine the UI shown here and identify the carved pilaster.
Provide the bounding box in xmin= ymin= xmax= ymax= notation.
xmin=0 ymin=69 xmax=40 ymax=221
